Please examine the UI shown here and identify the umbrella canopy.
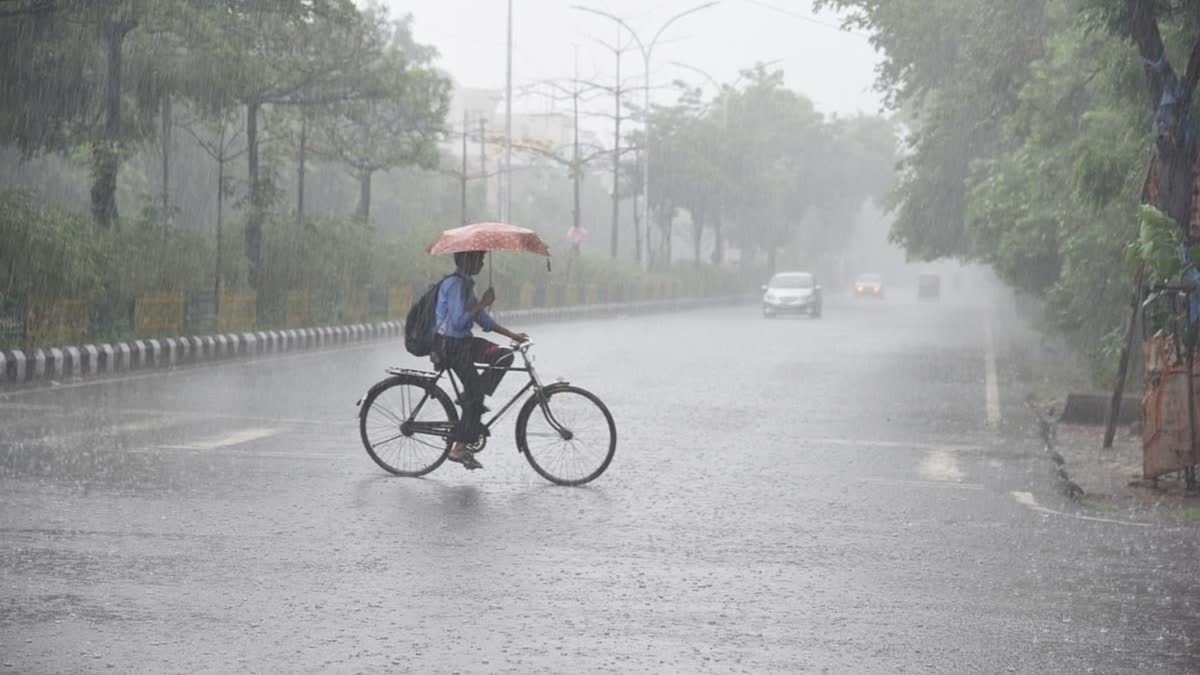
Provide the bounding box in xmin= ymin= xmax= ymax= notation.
xmin=427 ymin=222 xmax=551 ymax=257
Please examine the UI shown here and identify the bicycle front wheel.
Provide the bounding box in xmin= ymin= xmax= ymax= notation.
xmin=359 ymin=375 xmax=456 ymax=477
xmin=516 ymin=385 xmax=616 ymax=486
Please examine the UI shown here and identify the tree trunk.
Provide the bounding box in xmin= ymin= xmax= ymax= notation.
xmin=648 ymin=206 xmax=657 ymax=269
xmin=632 ymin=186 xmax=642 ymax=263
xmin=692 ymin=211 xmax=705 ymax=267
xmin=297 ymin=111 xmax=306 ymax=226
xmin=646 ymin=210 xmax=655 ymax=270
xmin=215 ymin=147 xmax=225 ymax=319
xmin=658 ymin=208 xmax=673 ymax=270
xmin=611 ymin=83 xmax=621 ymax=258
xmin=1105 ymin=269 xmax=1145 ymax=448
xmin=245 ymin=101 xmax=263 ymax=288
xmin=572 ymin=89 xmax=581 ymax=235
xmin=91 ymin=18 xmax=128 ymax=229
xmin=711 ymin=218 xmax=724 ymax=264
xmin=161 ymin=94 xmax=171 ymax=219
xmin=1126 ymin=2 xmax=1199 ymax=235
xmin=356 ymin=169 xmax=373 ymax=223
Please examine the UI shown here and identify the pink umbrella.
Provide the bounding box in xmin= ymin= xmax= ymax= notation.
xmin=428 ymin=222 xmax=553 ymax=284
xmin=427 ymin=222 xmax=551 ymax=257
xmin=567 ymin=226 xmax=588 ymax=246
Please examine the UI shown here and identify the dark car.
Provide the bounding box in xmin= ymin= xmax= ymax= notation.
xmin=917 ymin=273 xmax=941 ymax=301
xmin=762 ymin=272 xmax=823 ymax=319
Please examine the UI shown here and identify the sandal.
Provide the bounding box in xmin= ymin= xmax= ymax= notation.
xmin=447 ymin=451 xmax=483 ymax=470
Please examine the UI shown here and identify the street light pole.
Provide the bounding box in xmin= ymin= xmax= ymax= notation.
xmin=505 ymin=0 xmax=513 ymax=224
xmin=572 ymin=2 xmax=720 ymax=268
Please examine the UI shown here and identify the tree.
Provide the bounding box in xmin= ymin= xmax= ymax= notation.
xmin=0 ymin=0 xmax=166 ymax=228
xmin=178 ymin=108 xmax=248 ymax=304
xmin=809 ymin=0 xmax=1200 ymax=379
xmin=815 ymin=0 xmax=1051 ymax=261
xmin=314 ymin=14 xmax=450 ymax=224
xmin=646 ymin=86 xmax=722 ymax=267
xmin=1094 ymin=1 xmax=1200 ymax=241
xmin=511 ymin=77 xmax=608 ymax=253
xmin=719 ymin=67 xmax=824 ymax=273
xmin=180 ymin=0 xmax=383 ymax=286
xmin=642 ymin=63 xmax=894 ymax=273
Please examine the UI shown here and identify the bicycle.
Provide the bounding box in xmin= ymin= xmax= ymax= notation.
xmin=357 ymin=341 xmax=616 ymax=486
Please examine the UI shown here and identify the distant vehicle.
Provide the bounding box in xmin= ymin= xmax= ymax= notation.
xmin=762 ymin=272 xmax=822 ymax=319
xmin=917 ymin=273 xmax=941 ymax=301
xmin=854 ymin=273 xmax=884 ymax=299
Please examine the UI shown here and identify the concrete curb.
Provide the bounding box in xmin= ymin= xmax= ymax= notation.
xmin=0 ymin=294 xmax=749 ymax=389
xmin=1026 ymin=401 xmax=1085 ymax=500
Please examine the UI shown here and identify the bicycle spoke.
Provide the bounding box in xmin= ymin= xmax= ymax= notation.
xmin=521 ymin=388 xmax=613 ymax=485
xmin=370 ymin=431 xmax=405 ymax=447
xmin=361 ymin=379 xmax=453 ymax=477
xmin=371 ymin=402 xmax=408 ymax=428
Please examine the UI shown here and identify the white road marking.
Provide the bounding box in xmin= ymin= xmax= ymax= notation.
xmin=1009 ymin=491 xmax=1150 ymax=527
xmin=799 ymin=437 xmax=982 ymax=454
xmin=160 ymin=428 xmax=280 ymax=451
xmin=127 ymin=446 xmax=335 ymax=461
xmin=860 ymin=477 xmax=983 ymax=491
xmin=919 ymin=449 xmax=965 ymax=482
xmin=0 ymin=401 xmax=346 ymax=428
xmin=29 ymin=418 xmax=181 ymax=446
xmin=984 ymin=315 xmax=1002 ymax=430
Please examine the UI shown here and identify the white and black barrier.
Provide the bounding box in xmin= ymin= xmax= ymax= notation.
xmin=0 ymin=295 xmax=746 ymax=387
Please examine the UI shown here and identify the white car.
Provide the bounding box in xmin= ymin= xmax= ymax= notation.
xmin=762 ymin=272 xmax=823 ymax=319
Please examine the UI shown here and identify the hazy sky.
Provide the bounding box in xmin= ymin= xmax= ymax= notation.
xmin=374 ymin=0 xmax=883 ymax=119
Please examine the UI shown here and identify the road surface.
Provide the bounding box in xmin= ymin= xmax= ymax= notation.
xmin=2 ymin=290 xmax=1197 ymax=672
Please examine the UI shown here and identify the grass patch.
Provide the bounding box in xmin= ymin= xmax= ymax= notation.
xmin=1176 ymin=508 xmax=1200 ymax=522
xmin=1080 ymin=497 xmax=1117 ymax=513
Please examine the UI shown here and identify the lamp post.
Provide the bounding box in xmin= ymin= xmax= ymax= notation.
xmin=505 ymin=0 xmax=513 ymax=223
xmin=572 ymin=2 xmax=720 ymax=267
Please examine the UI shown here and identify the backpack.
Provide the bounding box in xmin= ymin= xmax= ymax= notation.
xmin=404 ymin=274 xmax=457 ymax=357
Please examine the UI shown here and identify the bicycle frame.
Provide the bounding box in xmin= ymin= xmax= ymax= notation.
xmin=397 ymin=343 xmax=571 ymax=443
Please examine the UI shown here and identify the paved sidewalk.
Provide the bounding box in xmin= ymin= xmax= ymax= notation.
xmin=1052 ymin=422 xmax=1200 ymax=520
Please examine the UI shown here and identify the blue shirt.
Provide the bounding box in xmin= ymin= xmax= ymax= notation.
xmin=435 ymin=272 xmax=497 ymax=338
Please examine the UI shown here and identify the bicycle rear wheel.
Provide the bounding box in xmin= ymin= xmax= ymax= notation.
xmin=516 ymin=385 xmax=616 ymax=486
xmin=359 ymin=375 xmax=456 ymax=477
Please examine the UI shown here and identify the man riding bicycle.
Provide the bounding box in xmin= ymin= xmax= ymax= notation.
xmin=435 ymin=250 xmax=528 ymax=470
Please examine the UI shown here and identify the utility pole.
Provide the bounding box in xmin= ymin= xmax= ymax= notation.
xmin=578 ymin=30 xmax=637 ymax=259
xmin=611 ymin=41 xmax=621 ymax=259
xmin=161 ymin=94 xmax=172 ymax=220
xmin=460 ymin=109 xmax=469 ymax=225
xmin=513 ymin=74 xmax=606 ymax=248
xmin=479 ymin=117 xmax=489 ymax=219
xmin=572 ymin=47 xmax=581 ymax=236
xmin=504 ymin=0 xmax=513 ymax=223
xmin=572 ymin=2 xmax=720 ymax=268
xmin=297 ymin=110 xmax=307 ymax=226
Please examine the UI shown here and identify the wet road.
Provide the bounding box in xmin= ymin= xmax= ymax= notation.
xmin=2 ymin=292 xmax=1198 ymax=672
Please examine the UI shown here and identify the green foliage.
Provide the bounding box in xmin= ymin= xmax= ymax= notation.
xmin=0 ymin=191 xmax=102 ymax=305
xmin=1128 ymin=204 xmax=1190 ymax=284
xmin=815 ymin=0 xmax=1200 ymax=383
xmin=818 ymin=0 xmax=1049 ymax=262
xmin=647 ymin=65 xmax=896 ymax=270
